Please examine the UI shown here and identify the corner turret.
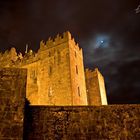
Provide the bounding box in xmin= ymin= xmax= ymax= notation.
xmin=85 ymin=68 xmax=108 ymax=106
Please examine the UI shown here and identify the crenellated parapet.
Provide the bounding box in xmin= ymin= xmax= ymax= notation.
xmin=85 ymin=68 xmax=98 ymax=78
xmin=0 ymin=31 xmax=78 ymax=67
xmin=38 ymin=31 xmax=71 ymax=51
xmin=69 ymin=37 xmax=82 ymax=52
xmin=0 ymin=48 xmax=18 ymax=67
xmin=38 ymin=31 xmax=82 ymax=52
xmin=85 ymin=68 xmax=104 ymax=79
xmin=20 ymin=54 xmax=38 ymax=66
xmin=0 ymin=47 xmax=39 ymax=67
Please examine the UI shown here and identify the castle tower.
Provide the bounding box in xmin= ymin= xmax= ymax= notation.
xmin=85 ymin=68 xmax=108 ymax=105
xmin=0 ymin=31 xmax=108 ymax=106
xmin=24 ymin=31 xmax=87 ymax=105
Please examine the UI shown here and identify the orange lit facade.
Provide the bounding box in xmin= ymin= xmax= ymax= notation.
xmin=0 ymin=31 xmax=107 ymax=106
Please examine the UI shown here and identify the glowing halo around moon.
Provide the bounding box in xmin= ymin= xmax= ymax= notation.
xmin=92 ymin=34 xmax=110 ymax=49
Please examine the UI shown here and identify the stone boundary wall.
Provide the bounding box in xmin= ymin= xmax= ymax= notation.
xmin=24 ymin=105 xmax=140 ymax=140
xmin=0 ymin=68 xmax=27 ymax=140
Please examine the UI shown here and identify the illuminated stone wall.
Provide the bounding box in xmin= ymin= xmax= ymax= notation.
xmin=0 ymin=68 xmax=27 ymax=140
xmin=24 ymin=105 xmax=140 ymax=140
xmin=22 ymin=62 xmax=39 ymax=105
xmin=21 ymin=31 xmax=87 ymax=105
xmin=36 ymin=38 xmax=72 ymax=105
xmin=69 ymin=38 xmax=87 ymax=105
xmin=97 ymin=69 xmax=108 ymax=105
xmin=85 ymin=68 xmax=108 ymax=105
xmin=0 ymin=31 xmax=106 ymax=106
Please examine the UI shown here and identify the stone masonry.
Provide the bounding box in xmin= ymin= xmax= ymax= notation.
xmin=0 ymin=68 xmax=27 ymax=140
xmin=0 ymin=41 xmax=140 ymax=140
xmin=85 ymin=68 xmax=107 ymax=105
xmin=24 ymin=105 xmax=140 ymax=140
xmin=0 ymin=31 xmax=107 ymax=106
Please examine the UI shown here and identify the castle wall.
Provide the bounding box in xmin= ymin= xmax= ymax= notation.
xmin=69 ymin=39 xmax=87 ymax=105
xmin=85 ymin=68 xmax=107 ymax=105
xmin=0 ymin=31 xmax=107 ymax=106
xmin=97 ymin=69 xmax=108 ymax=105
xmin=36 ymin=41 xmax=72 ymax=105
xmin=24 ymin=105 xmax=140 ymax=140
xmin=22 ymin=62 xmax=39 ymax=105
xmin=0 ymin=68 xmax=27 ymax=140
xmin=22 ymin=31 xmax=87 ymax=105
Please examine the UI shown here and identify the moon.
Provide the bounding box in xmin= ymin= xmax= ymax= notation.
xmin=94 ymin=34 xmax=110 ymax=48
xmin=101 ymin=40 xmax=104 ymax=43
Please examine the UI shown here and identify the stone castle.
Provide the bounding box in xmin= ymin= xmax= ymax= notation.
xmin=0 ymin=32 xmax=139 ymax=140
xmin=0 ymin=31 xmax=107 ymax=106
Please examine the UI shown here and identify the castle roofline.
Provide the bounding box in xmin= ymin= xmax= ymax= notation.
xmin=85 ymin=68 xmax=104 ymax=79
xmin=38 ymin=31 xmax=80 ymax=52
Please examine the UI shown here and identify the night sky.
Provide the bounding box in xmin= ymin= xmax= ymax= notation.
xmin=0 ymin=0 xmax=140 ymax=104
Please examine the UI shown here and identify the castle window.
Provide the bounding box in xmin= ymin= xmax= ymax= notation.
xmin=76 ymin=65 xmax=78 ymax=74
xmin=57 ymin=51 xmax=61 ymax=64
xmin=48 ymin=66 xmax=52 ymax=75
xmin=75 ymin=51 xmax=77 ymax=57
xmin=54 ymin=56 xmax=56 ymax=64
xmin=48 ymin=52 xmax=51 ymax=57
xmin=78 ymin=87 xmax=81 ymax=96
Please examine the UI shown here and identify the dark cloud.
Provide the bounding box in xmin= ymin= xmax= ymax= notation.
xmin=0 ymin=0 xmax=140 ymax=104
xmin=107 ymin=59 xmax=140 ymax=104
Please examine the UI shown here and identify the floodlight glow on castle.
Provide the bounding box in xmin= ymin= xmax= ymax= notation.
xmin=0 ymin=31 xmax=107 ymax=106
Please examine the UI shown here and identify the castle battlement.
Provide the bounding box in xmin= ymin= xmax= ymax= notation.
xmin=38 ymin=31 xmax=82 ymax=53
xmin=0 ymin=31 xmax=83 ymax=68
xmin=39 ymin=31 xmax=72 ymax=51
xmin=85 ymin=68 xmax=104 ymax=80
xmin=0 ymin=47 xmax=39 ymax=67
